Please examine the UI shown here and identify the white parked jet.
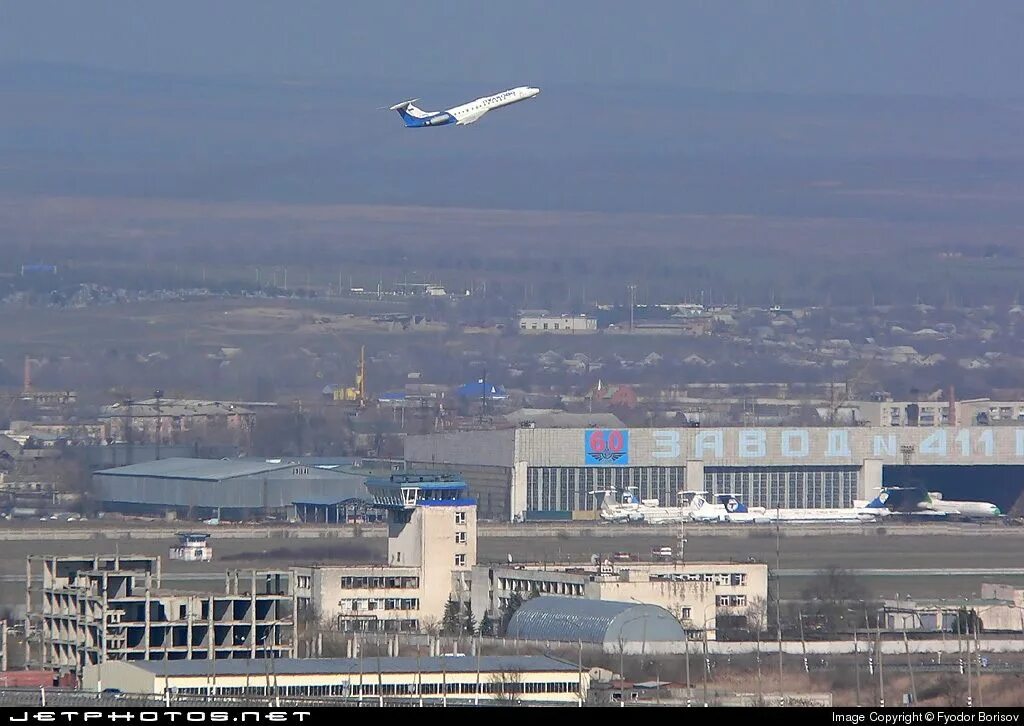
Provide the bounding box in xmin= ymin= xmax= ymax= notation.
xmin=593 ymin=488 xmax=689 ymax=524
xmin=388 ymin=86 xmax=540 ymax=128
xmin=872 ymin=487 xmax=1001 ymax=519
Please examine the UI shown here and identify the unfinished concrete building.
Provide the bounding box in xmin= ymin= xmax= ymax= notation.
xmin=26 ymin=555 xmax=293 ymax=676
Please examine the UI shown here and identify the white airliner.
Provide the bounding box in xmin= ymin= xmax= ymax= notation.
xmin=388 ymin=86 xmax=540 ymax=128
xmin=873 ymin=487 xmax=1001 ymax=520
xmin=594 ymin=488 xmax=690 ymax=524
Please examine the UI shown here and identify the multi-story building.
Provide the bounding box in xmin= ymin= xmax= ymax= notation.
xmin=468 ymin=561 xmax=768 ymax=640
xmin=518 ymin=313 xmax=597 ymax=334
xmin=26 ymin=555 xmax=293 ymax=676
xmin=852 ymin=398 xmax=1024 ymax=428
xmin=292 ymin=472 xmax=476 ymax=633
xmin=98 ymin=398 xmax=274 ymax=446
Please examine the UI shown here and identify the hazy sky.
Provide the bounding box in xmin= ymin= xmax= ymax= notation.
xmin=2 ymin=1 xmax=1023 ymax=97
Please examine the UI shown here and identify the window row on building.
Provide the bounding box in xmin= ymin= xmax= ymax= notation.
xmin=336 ymin=618 xmax=420 ymax=633
xmin=497 ymin=577 xmax=586 ymax=598
xmin=339 ymin=576 xmax=421 ymax=590
xmin=180 ymin=680 xmax=579 ymax=697
xmin=526 ymin=467 xmax=685 ymax=511
xmin=716 ymin=594 xmax=748 ymax=608
xmin=703 ymin=467 xmax=859 ymax=509
xmin=341 ymin=598 xmax=420 ymax=612
xmin=652 ymin=572 xmax=747 ymax=587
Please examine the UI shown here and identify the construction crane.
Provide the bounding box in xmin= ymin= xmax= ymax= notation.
xmin=332 ymin=346 xmax=367 ymax=408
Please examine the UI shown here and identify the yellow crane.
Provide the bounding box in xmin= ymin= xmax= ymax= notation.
xmin=333 ymin=346 xmax=366 ymax=407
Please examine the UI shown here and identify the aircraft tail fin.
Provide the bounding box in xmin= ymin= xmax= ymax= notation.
xmin=388 ymin=99 xmax=436 ymax=126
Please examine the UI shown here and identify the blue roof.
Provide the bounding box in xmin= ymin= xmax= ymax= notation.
xmin=130 ymin=655 xmax=576 ymax=677
xmin=507 ymin=596 xmax=686 ymax=646
xmin=455 ymin=381 xmax=508 ymax=399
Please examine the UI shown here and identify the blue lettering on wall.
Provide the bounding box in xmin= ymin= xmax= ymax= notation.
xmin=781 ymin=429 xmax=810 ymax=458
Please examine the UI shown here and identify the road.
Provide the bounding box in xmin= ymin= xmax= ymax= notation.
xmin=2 ymin=520 xmax=1022 ymax=605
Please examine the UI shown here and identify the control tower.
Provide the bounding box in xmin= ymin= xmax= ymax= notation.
xmin=364 ymin=472 xmax=477 ymax=621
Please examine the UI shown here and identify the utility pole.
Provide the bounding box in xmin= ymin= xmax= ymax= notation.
xmin=628 ymin=284 xmax=637 ymax=333
xmin=154 ymin=389 xmax=164 ymax=461
xmin=479 ymin=369 xmax=487 ymax=426
xmin=853 ymin=626 xmax=861 ymax=706
xmin=124 ymin=395 xmax=134 ymax=466
xmin=775 ymin=496 xmax=784 ymax=706
xmin=903 ymin=627 xmax=917 ymax=705
xmin=877 ymin=615 xmax=885 ymax=708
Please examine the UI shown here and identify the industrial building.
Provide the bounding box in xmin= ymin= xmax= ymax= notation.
xmin=26 ymin=555 xmax=293 ymax=675
xmin=883 ymin=583 xmax=1024 ymax=633
xmin=469 ymin=560 xmax=768 ymax=641
xmin=518 ymin=312 xmax=598 ymax=334
xmin=292 ymin=472 xmax=476 ymax=633
xmin=83 ymin=655 xmax=588 ymax=704
xmin=507 ymin=597 xmax=688 ymax=654
xmin=93 ymin=457 xmax=370 ymax=519
xmin=405 ymin=426 xmax=1024 ymax=520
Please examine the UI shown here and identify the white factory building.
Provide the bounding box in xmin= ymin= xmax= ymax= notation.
xmin=84 ymin=655 xmax=588 ymax=704
xmin=406 ymin=426 xmax=1024 ymax=521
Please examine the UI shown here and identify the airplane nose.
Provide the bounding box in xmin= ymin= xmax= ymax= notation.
xmin=529 ymin=87 xmax=540 ymax=96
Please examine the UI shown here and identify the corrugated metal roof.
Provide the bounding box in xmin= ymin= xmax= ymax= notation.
xmin=292 ymin=495 xmax=367 ymax=506
xmin=131 ymin=655 xmax=576 ymax=677
xmin=507 ymin=596 xmax=686 ymax=645
xmin=95 ymin=457 xmax=301 ymax=481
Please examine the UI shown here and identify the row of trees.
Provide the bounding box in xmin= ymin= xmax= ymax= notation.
xmin=440 ymin=591 xmax=532 ymax=638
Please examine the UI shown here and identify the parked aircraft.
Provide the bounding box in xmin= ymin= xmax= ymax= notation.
xmin=872 ymin=487 xmax=1001 ymax=519
xmin=389 ymin=86 xmax=540 ymax=128
xmin=594 ymin=487 xmax=687 ymax=524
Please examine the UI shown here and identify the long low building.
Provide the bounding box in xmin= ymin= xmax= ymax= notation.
xmin=83 ymin=655 xmax=588 ymax=704
xmin=93 ymin=457 xmax=370 ymax=519
xmin=468 ymin=560 xmax=768 ymax=641
xmin=406 ymin=426 xmax=1024 ymax=520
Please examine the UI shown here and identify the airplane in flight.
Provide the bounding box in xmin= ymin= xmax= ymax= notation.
xmin=388 ymin=86 xmax=541 ymax=128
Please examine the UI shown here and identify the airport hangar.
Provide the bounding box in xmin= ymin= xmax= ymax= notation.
xmin=405 ymin=426 xmax=1024 ymax=521
xmin=93 ymin=457 xmax=372 ymax=520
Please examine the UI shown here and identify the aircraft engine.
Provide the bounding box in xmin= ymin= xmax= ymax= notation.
xmin=426 ymin=113 xmax=452 ymax=126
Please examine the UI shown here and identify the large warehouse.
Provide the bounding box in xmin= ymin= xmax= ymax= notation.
xmin=93 ymin=457 xmax=370 ymax=519
xmin=405 ymin=426 xmax=1024 ymax=521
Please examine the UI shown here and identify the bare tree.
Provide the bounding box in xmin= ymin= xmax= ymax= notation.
xmin=490 ymin=668 xmax=523 ymax=704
